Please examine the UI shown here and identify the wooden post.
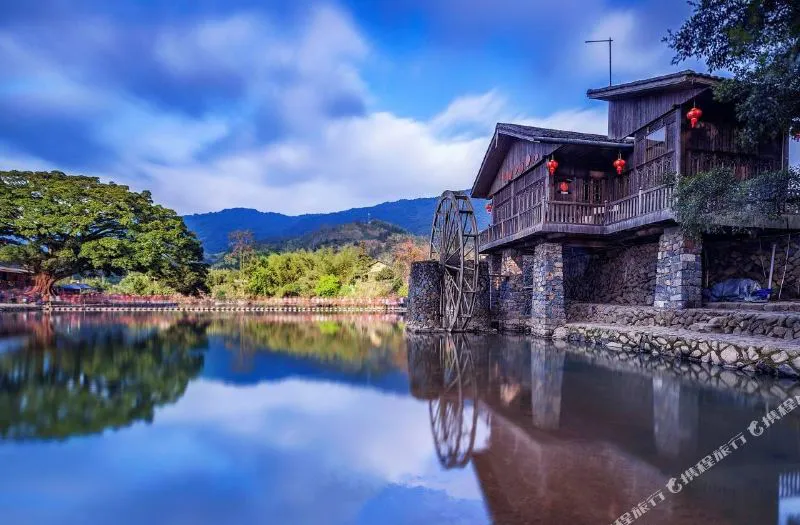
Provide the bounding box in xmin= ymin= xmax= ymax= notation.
xmin=542 ymin=175 xmax=550 ymax=224
xmin=768 ymin=242 xmax=777 ymax=298
xmin=638 ymin=186 xmax=644 ymax=215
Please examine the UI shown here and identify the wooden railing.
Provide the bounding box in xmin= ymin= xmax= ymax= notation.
xmin=605 ymin=184 xmax=673 ymax=225
xmin=479 ymin=183 xmax=675 ymax=247
xmin=546 ymin=202 xmax=606 ymax=225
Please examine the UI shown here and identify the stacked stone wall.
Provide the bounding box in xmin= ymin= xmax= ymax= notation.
xmin=490 ymin=250 xmax=533 ymax=331
xmin=470 ymin=261 xmax=492 ymax=331
xmin=705 ymin=236 xmax=800 ymax=299
xmin=564 ymin=243 xmax=658 ymax=305
xmin=563 ymin=323 xmax=800 ymax=378
xmin=567 ymin=302 xmax=800 ymax=341
xmin=406 ymin=261 xmax=443 ymax=332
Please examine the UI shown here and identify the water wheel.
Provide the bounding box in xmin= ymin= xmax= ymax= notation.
xmin=430 ymin=191 xmax=479 ymax=331
xmin=428 ymin=335 xmax=479 ymax=469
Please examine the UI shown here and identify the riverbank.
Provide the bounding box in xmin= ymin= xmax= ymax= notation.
xmin=560 ymin=302 xmax=800 ymax=378
xmin=0 ymin=299 xmax=405 ymax=313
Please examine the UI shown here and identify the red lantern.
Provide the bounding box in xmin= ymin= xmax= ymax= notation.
xmin=558 ymin=181 xmax=569 ymax=194
xmin=485 ymin=203 xmax=493 ymax=213
xmin=686 ymin=104 xmax=703 ymax=128
xmin=613 ymin=155 xmax=626 ymax=175
xmin=546 ymin=158 xmax=559 ymax=175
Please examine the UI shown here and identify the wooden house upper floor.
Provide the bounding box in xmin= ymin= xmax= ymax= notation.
xmin=472 ymin=70 xmax=792 ymax=252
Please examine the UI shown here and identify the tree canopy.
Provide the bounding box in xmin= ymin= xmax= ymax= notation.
xmin=672 ymin=166 xmax=800 ymax=236
xmin=0 ymin=171 xmax=207 ymax=295
xmin=666 ymin=0 xmax=800 ymax=145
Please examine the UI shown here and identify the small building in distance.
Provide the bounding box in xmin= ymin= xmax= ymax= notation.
xmin=0 ymin=265 xmax=32 ymax=290
xmin=470 ymin=70 xmax=794 ymax=334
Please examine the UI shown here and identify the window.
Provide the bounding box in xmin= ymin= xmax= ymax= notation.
xmin=645 ymin=126 xmax=667 ymax=161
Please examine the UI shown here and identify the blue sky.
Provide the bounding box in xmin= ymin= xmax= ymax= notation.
xmin=1 ymin=0 xmax=797 ymax=215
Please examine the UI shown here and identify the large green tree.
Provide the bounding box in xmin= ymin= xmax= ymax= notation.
xmin=0 ymin=170 xmax=207 ymax=296
xmin=666 ymin=0 xmax=800 ymax=146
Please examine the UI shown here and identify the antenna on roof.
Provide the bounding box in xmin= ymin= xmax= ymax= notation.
xmin=585 ymin=38 xmax=613 ymax=86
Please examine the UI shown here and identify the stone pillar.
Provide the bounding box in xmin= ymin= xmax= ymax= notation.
xmin=655 ymin=227 xmax=703 ymax=309
xmin=530 ymin=341 xmax=565 ymax=430
xmin=407 ymin=261 xmax=442 ymax=332
xmin=469 ymin=261 xmax=492 ymax=331
xmin=530 ymin=242 xmax=566 ymax=337
xmin=492 ymin=249 xmax=533 ymax=332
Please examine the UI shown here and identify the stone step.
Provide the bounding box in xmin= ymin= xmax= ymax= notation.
xmin=705 ymin=302 xmax=800 ymax=312
xmin=560 ymin=321 xmax=800 ymax=378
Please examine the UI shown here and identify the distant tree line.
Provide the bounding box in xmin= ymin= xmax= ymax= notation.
xmin=206 ymin=230 xmax=428 ymax=299
xmin=0 ymin=171 xmax=428 ymax=300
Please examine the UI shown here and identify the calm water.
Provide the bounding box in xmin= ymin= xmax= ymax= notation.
xmin=1 ymin=312 xmax=799 ymax=525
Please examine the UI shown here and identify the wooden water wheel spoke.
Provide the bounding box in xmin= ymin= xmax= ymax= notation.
xmin=430 ymin=191 xmax=479 ymax=331
xmin=428 ymin=335 xmax=479 ymax=469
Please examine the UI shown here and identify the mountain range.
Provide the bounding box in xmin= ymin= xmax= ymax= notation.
xmin=183 ymin=193 xmax=490 ymax=254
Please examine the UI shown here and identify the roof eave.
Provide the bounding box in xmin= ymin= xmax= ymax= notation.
xmin=587 ymin=71 xmax=719 ymax=100
xmin=499 ymin=128 xmax=633 ymax=149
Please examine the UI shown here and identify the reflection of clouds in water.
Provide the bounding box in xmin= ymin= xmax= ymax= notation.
xmin=0 ymin=377 xmax=489 ymax=524
xmin=156 ymin=378 xmax=485 ymax=500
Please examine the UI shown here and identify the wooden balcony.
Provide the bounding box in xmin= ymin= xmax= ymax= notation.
xmin=479 ymin=184 xmax=674 ymax=251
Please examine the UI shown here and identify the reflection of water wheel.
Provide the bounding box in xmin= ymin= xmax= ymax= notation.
xmin=430 ymin=191 xmax=479 ymax=331
xmin=428 ymin=335 xmax=479 ymax=469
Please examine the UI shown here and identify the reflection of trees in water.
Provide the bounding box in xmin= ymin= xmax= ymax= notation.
xmin=408 ymin=334 xmax=481 ymax=469
xmin=206 ymin=316 xmax=407 ymax=372
xmin=0 ymin=317 xmax=207 ymax=441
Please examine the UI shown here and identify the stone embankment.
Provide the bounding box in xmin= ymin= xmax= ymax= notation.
xmin=561 ymin=302 xmax=800 ymax=378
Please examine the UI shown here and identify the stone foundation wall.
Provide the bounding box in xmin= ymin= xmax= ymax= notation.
xmin=490 ymin=250 xmax=533 ymax=331
xmin=706 ymin=236 xmax=800 ymax=299
xmin=563 ymin=243 xmax=658 ymax=305
xmin=566 ymin=302 xmax=714 ymax=328
xmin=563 ymin=324 xmax=800 ymax=377
xmin=566 ymin=302 xmax=800 ymax=341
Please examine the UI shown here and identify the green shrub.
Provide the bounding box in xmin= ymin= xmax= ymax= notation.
xmin=315 ymin=274 xmax=341 ymax=297
xmin=111 ymin=273 xmax=176 ymax=296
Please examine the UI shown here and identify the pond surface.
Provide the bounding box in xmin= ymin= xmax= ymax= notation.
xmin=0 ymin=312 xmax=799 ymax=525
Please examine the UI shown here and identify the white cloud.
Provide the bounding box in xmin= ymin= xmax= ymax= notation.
xmin=581 ymin=10 xmax=669 ymax=80
xmin=156 ymin=377 xmax=488 ymax=499
xmin=1 ymin=3 xmax=720 ymax=217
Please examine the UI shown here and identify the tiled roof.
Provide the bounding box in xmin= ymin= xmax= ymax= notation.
xmin=496 ymin=123 xmax=632 ymax=145
xmin=587 ymin=69 xmax=723 ymax=100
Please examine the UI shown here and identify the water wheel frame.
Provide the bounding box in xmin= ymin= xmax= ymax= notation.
xmin=429 ymin=191 xmax=479 ymax=331
xmin=428 ymin=335 xmax=479 ymax=469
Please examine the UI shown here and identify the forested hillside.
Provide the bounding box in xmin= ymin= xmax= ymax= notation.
xmin=184 ymin=193 xmax=489 ymax=254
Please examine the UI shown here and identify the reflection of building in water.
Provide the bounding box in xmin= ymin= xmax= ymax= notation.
xmin=652 ymin=375 xmax=698 ymax=458
xmin=408 ymin=334 xmax=800 ymax=525
xmin=530 ymin=342 xmax=564 ymax=430
xmin=780 ymin=472 xmax=800 ymax=525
